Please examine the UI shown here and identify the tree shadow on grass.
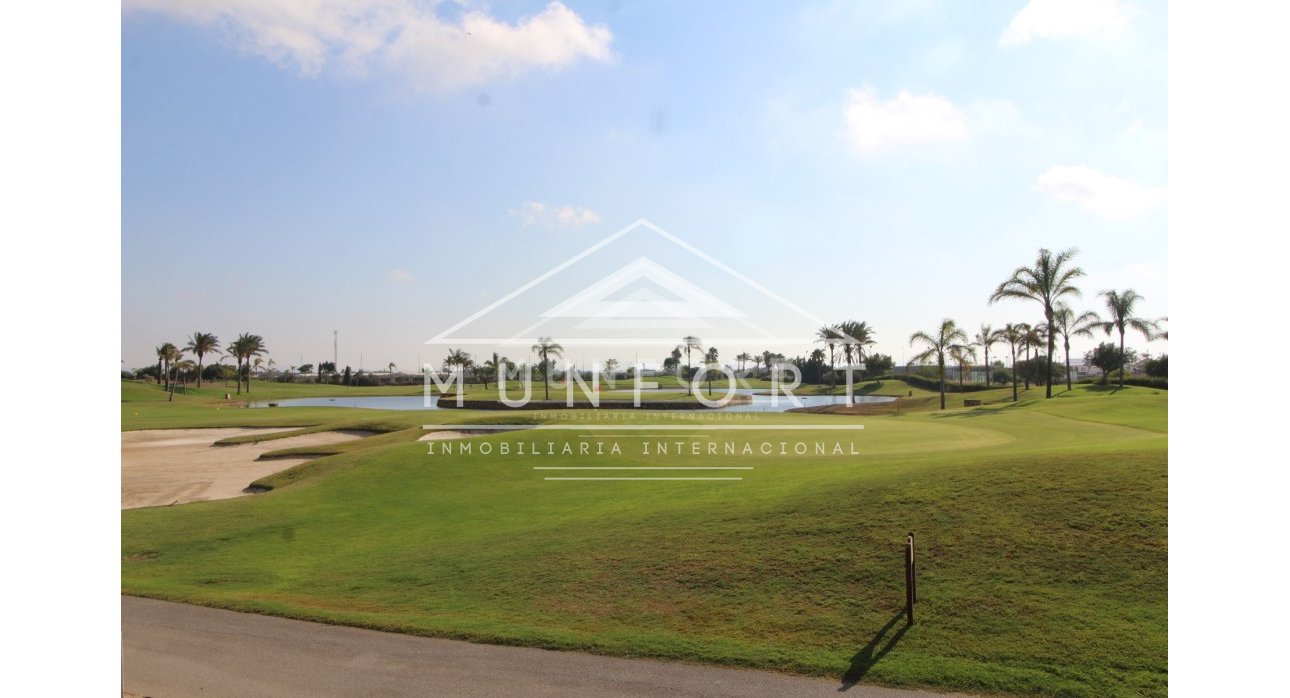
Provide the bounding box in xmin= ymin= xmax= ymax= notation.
xmin=838 ymin=611 xmax=909 ymax=691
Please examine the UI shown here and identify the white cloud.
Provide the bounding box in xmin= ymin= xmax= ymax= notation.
xmin=511 ymin=201 xmax=602 ymax=228
xmin=999 ymin=0 xmax=1131 ymax=47
xmin=122 ymin=0 xmax=613 ymax=91
xmin=389 ymin=268 xmax=415 ymax=284
xmin=842 ymin=87 xmax=968 ymax=154
xmin=1034 ymin=165 xmax=1166 ymax=220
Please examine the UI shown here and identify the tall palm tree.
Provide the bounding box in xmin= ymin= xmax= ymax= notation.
xmin=1050 ymin=304 xmax=1101 ymax=391
xmin=1001 ymin=323 xmax=1023 ymax=402
xmin=443 ymin=349 xmax=474 ymax=387
xmin=531 ymin=337 xmax=563 ymax=401
xmin=230 ymin=333 xmax=267 ymax=394
xmin=155 ymin=343 xmax=177 ymax=387
xmin=183 ymin=332 xmax=220 ymax=389
xmin=1093 ymin=289 xmax=1161 ymax=388
xmin=909 ymin=319 xmax=970 ymax=410
xmin=974 ymin=325 xmax=1001 ymax=387
xmin=815 ymin=325 xmax=840 ymax=387
xmin=736 ymin=352 xmax=752 ymax=374
xmin=760 ymin=350 xmax=777 ymax=381
xmin=846 ymin=321 xmax=877 ymax=366
xmin=989 ymin=248 xmax=1085 ymax=398
xmin=678 ymin=336 xmax=703 ymax=394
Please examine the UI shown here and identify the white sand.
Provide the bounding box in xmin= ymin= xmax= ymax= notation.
xmin=121 ymin=428 xmax=363 ymax=509
xmin=419 ymin=431 xmax=472 ymax=441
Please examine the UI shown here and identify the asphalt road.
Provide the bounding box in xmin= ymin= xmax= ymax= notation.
xmin=123 ymin=596 xmax=969 ymax=697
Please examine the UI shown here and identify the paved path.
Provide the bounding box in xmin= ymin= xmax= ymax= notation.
xmin=123 ymin=597 xmax=969 ymax=697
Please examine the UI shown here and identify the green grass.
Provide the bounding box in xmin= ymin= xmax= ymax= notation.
xmin=121 ymin=382 xmax=1166 ymax=696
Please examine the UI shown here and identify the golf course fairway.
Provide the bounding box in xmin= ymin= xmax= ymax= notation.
xmin=122 ymin=382 xmax=1166 ymax=697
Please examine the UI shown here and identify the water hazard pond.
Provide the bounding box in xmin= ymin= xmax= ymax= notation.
xmin=249 ymin=389 xmax=895 ymax=413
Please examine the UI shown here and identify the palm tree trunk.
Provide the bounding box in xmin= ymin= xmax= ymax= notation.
xmin=1118 ymin=330 xmax=1126 ymax=389
xmin=157 ymin=358 xmax=164 ymax=386
xmin=938 ymin=360 xmax=946 ymax=410
xmin=983 ymin=348 xmax=989 ymax=387
xmin=685 ymin=348 xmax=692 ymax=395
xmin=196 ymin=354 xmax=204 ymax=388
xmin=829 ymin=347 xmax=835 ymax=389
xmin=236 ymin=358 xmax=242 ymax=395
xmin=543 ymin=353 xmax=550 ymax=401
xmin=1024 ymin=344 xmax=1031 ymax=390
xmin=1011 ymin=347 xmax=1018 ymax=402
xmin=1064 ymin=338 xmax=1072 ymax=391
xmin=1045 ymin=309 xmax=1055 ymax=399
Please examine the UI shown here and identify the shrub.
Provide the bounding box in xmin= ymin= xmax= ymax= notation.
xmin=1077 ymin=375 xmax=1168 ymax=389
xmin=884 ymin=373 xmax=992 ymax=393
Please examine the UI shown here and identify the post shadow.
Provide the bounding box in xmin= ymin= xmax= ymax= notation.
xmin=837 ymin=610 xmax=910 ymax=691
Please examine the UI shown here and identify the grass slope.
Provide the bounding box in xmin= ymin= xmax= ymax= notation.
xmin=122 ymin=384 xmax=1166 ymax=696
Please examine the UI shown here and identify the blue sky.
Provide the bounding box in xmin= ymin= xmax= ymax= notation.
xmin=122 ymin=0 xmax=1167 ymax=371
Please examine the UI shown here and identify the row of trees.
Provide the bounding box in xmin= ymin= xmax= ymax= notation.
xmin=910 ymin=248 xmax=1166 ymax=409
xmin=150 ymin=332 xmax=267 ymax=398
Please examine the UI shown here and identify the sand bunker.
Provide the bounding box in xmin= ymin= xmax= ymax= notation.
xmin=121 ymin=428 xmax=363 ymax=509
xmin=419 ymin=431 xmax=472 ymax=441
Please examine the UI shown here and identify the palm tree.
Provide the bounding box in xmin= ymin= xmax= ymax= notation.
xmin=989 ymin=248 xmax=1085 ymax=398
xmin=736 ymin=352 xmax=752 ymax=374
xmin=847 ymin=321 xmax=877 ymax=366
xmin=815 ymin=326 xmax=840 ymax=387
xmin=678 ymin=336 xmax=703 ymax=394
xmin=1093 ymin=289 xmax=1161 ymax=388
xmin=951 ymin=344 xmax=978 ymax=393
xmin=155 ymin=343 xmax=177 ymax=388
xmin=1001 ymin=323 xmax=1023 ymax=402
xmin=1018 ymin=323 xmax=1045 ymax=390
xmin=168 ymin=357 xmax=194 ymax=401
xmin=481 ymin=353 xmax=511 ymax=390
xmin=1050 ymin=304 xmax=1101 ymax=391
xmin=703 ymin=347 xmax=719 ymax=393
xmin=443 ymin=349 xmax=474 ymax=387
xmin=229 ymin=333 xmax=267 ymax=394
xmin=909 ymin=319 xmax=970 ymax=410
xmin=974 ymin=325 xmax=1001 ymax=388
xmin=603 ymin=358 xmax=619 ymax=385
xmin=164 ymin=349 xmax=184 ymax=400
xmin=388 ymin=361 xmax=397 ymax=375
xmin=531 ymin=337 xmax=563 ymax=401
xmin=760 ymin=350 xmax=777 ymax=381
xmin=183 ymin=332 xmax=220 ymax=388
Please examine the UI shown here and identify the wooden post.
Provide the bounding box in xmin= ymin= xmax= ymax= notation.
xmin=905 ymin=531 xmax=916 ymax=625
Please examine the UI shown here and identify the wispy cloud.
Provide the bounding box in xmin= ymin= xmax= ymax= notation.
xmin=999 ymin=0 xmax=1131 ymax=47
xmin=389 ymin=268 xmax=415 ymax=284
xmin=511 ymin=201 xmax=602 ymax=228
xmin=1034 ymin=165 xmax=1165 ymax=220
xmin=842 ymin=87 xmax=968 ymax=154
xmin=122 ymin=0 xmax=614 ymax=91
